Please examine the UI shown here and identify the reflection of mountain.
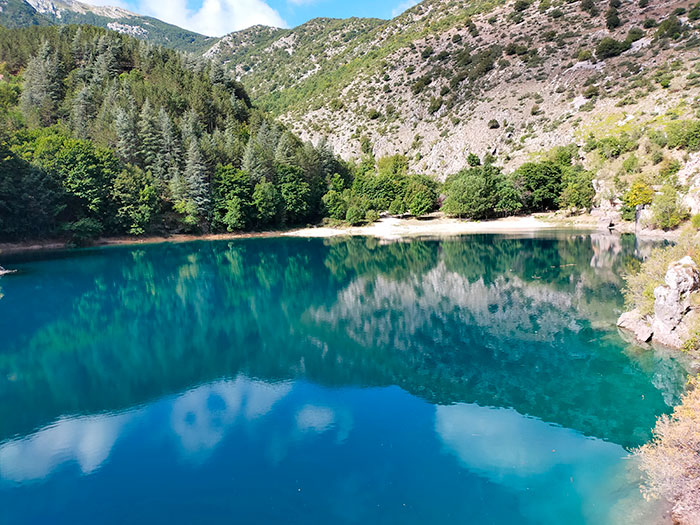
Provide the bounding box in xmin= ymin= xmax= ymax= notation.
xmin=0 ymin=234 xmax=686 ymax=448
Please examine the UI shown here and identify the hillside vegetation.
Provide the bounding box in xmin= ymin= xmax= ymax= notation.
xmin=0 ymin=26 xmax=353 ymax=242
xmin=206 ymin=0 xmax=700 ymax=178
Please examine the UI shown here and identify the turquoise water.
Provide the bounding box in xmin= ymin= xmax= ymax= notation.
xmin=0 ymin=233 xmax=688 ymax=524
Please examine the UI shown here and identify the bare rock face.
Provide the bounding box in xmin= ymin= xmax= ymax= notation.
xmin=618 ymin=256 xmax=700 ymax=349
xmin=617 ymin=310 xmax=653 ymax=342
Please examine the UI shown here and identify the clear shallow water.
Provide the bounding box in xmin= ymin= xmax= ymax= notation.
xmin=0 ymin=233 xmax=689 ymax=524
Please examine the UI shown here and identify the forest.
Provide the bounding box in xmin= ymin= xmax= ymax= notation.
xmin=0 ymin=24 xmax=598 ymax=244
xmin=0 ymin=25 xmax=352 ymax=243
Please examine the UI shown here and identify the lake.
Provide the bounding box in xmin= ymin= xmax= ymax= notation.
xmin=0 ymin=233 xmax=689 ymax=524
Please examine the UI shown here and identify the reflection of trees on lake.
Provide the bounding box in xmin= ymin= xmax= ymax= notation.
xmin=0 ymin=234 xmax=685 ymax=447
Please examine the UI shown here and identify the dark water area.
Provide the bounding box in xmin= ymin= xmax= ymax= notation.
xmin=0 ymin=233 xmax=688 ymax=523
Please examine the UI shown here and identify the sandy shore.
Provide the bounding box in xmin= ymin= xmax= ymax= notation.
xmin=285 ymin=215 xmax=591 ymax=240
xmin=0 ymin=214 xmax=604 ymax=256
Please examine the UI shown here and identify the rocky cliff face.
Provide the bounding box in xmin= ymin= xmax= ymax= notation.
xmin=207 ymin=0 xmax=699 ymax=175
xmin=618 ymin=256 xmax=700 ymax=349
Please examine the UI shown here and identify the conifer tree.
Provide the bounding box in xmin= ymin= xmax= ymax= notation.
xmin=70 ymin=85 xmax=94 ymax=139
xmin=155 ymin=107 xmax=181 ymax=182
xmin=184 ymin=140 xmax=210 ymax=218
xmin=115 ymin=107 xmax=139 ymax=165
xmin=20 ymin=42 xmax=62 ymax=127
xmin=275 ymin=132 xmax=299 ymax=166
xmin=138 ymin=99 xmax=161 ymax=172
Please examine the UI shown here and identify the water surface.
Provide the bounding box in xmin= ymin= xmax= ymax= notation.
xmin=0 ymin=233 xmax=688 ymax=524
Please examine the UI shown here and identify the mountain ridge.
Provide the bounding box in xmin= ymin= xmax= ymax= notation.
xmin=0 ymin=0 xmax=215 ymax=51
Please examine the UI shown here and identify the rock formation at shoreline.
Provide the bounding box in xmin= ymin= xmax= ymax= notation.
xmin=618 ymin=257 xmax=700 ymax=350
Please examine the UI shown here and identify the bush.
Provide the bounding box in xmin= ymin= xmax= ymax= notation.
xmin=656 ymin=16 xmax=683 ymax=39
xmin=428 ymin=97 xmax=443 ymax=114
xmin=65 ymin=217 xmax=103 ymax=246
xmin=559 ymin=166 xmax=595 ymax=210
xmin=512 ymin=161 xmax=562 ymax=211
xmin=488 ymin=119 xmax=500 ymax=129
xmin=605 ymin=8 xmax=621 ymax=30
xmin=577 ymin=49 xmax=593 ymax=61
xmin=667 ymin=120 xmax=700 ymax=150
xmin=365 ymin=209 xmax=380 ymax=223
xmin=624 ymin=179 xmax=654 ymax=207
xmin=346 ymin=205 xmax=365 ymax=225
xmin=692 ymin=213 xmax=700 ymax=229
xmin=442 ymin=166 xmax=499 ymax=219
xmin=627 ymin=27 xmax=645 ymax=42
xmin=596 ymin=37 xmax=632 ymax=58
xmin=651 ymin=184 xmax=688 ymax=230
xmin=638 ymin=377 xmax=700 ymax=524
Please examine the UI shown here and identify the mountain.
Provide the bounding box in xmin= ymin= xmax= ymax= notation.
xmin=206 ymin=0 xmax=700 ymax=175
xmin=0 ymin=0 xmax=215 ymax=51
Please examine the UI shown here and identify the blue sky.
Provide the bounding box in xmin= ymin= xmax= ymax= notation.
xmin=86 ymin=0 xmax=418 ymax=37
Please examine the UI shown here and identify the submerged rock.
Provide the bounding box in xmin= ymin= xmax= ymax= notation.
xmin=618 ymin=256 xmax=700 ymax=350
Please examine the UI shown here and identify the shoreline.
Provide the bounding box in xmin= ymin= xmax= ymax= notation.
xmin=0 ymin=213 xmax=678 ymax=256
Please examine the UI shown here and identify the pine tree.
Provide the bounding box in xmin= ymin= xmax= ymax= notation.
xmin=115 ymin=107 xmax=139 ymax=165
xmin=71 ymin=27 xmax=85 ymax=65
xmin=230 ymin=92 xmax=248 ymax=121
xmin=184 ymin=140 xmax=211 ymax=218
xmin=70 ymin=85 xmax=94 ymax=140
xmin=138 ymin=99 xmax=161 ymax=172
xmin=180 ymin=108 xmax=202 ymax=150
xmin=243 ymin=140 xmax=275 ymax=183
xmin=155 ymin=107 xmax=181 ymax=182
xmin=20 ymin=42 xmax=62 ymax=127
xmin=275 ymin=132 xmax=299 ymax=166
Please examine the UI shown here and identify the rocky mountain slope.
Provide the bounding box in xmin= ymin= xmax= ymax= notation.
xmin=206 ymin=0 xmax=700 ymax=176
xmin=0 ymin=0 xmax=214 ymax=51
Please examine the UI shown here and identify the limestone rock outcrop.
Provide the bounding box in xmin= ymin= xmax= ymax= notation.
xmin=617 ymin=256 xmax=700 ymax=349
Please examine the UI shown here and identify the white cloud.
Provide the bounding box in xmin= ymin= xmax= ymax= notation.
xmin=84 ymin=0 xmax=288 ymax=36
xmin=0 ymin=412 xmax=132 ymax=483
xmin=391 ymin=0 xmax=417 ymax=17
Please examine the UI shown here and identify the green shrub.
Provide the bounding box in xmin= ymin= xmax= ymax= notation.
xmin=656 ymin=16 xmax=683 ymax=39
xmin=622 ymin=154 xmax=639 ymax=174
xmin=577 ymin=49 xmax=593 ymax=61
xmin=606 ymin=8 xmax=621 ymax=30
xmin=667 ymin=120 xmax=700 ymax=150
xmin=365 ymin=209 xmax=380 ymax=223
xmin=346 ymin=205 xmax=365 ymax=225
xmin=691 ymin=213 xmax=700 ymax=229
xmin=559 ymin=167 xmax=595 ymax=210
xmin=512 ymin=161 xmax=563 ymax=211
xmin=442 ymin=166 xmax=500 ymax=219
xmin=627 ymin=27 xmax=645 ymax=42
xmin=651 ymin=184 xmax=688 ymax=230
xmin=596 ymin=37 xmax=632 ymax=58
xmin=65 ymin=217 xmax=103 ymax=246
xmin=488 ymin=119 xmax=500 ymax=129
